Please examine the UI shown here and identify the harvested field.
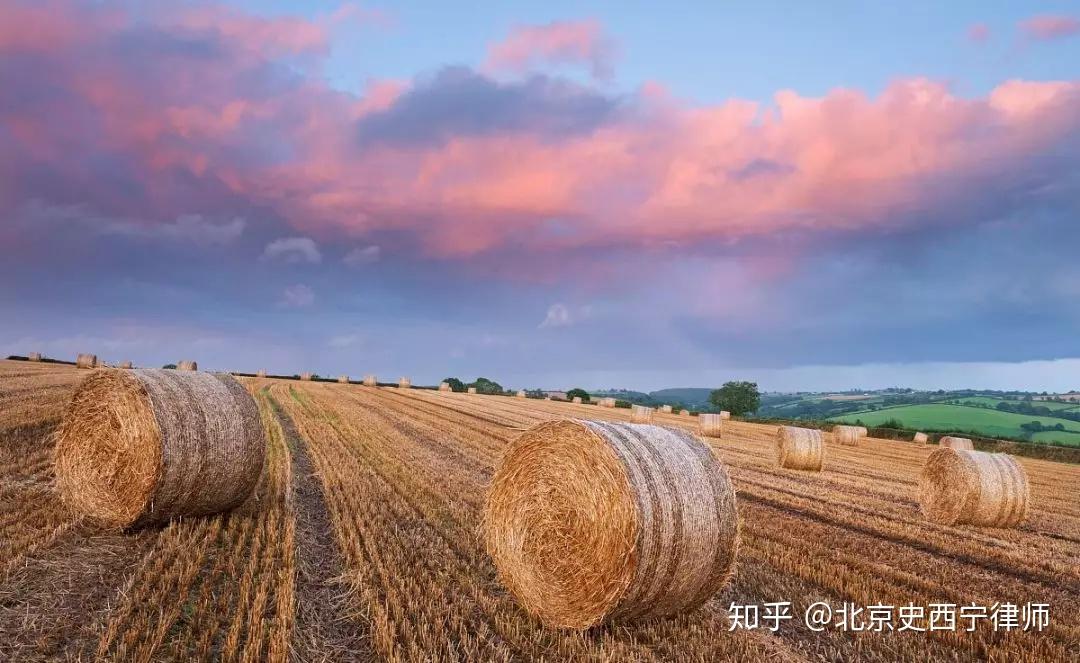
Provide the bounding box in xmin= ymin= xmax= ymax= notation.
xmin=1 ymin=359 xmax=1078 ymax=661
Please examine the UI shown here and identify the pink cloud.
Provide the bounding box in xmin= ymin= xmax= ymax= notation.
xmin=486 ymin=20 xmax=616 ymax=79
xmin=967 ymin=23 xmax=990 ymax=43
xmin=1019 ymin=14 xmax=1080 ymax=40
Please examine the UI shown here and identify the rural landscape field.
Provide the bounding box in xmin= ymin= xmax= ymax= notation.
xmin=1 ymin=358 xmax=1077 ymax=661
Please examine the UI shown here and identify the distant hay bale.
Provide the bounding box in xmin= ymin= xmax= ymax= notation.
xmin=468 ymin=387 xmax=478 ymax=394
xmin=256 ymin=370 xmax=267 ymax=378
xmin=919 ymin=448 xmax=1029 ymax=527
xmin=940 ymin=436 xmax=974 ymax=451
xmin=598 ymin=397 xmax=616 ymax=408
xmin=660 ymin=405 xmax=673 ymax=414
xmin=177 ymin=360 xmax=198 ymax=372
xmin=363 ymin=375 xmax=377 ymax=387
xmin=631 ymin=405 xmax=653 ymax=423
xmin=832 ymin=425 xmax=867 ymax=446
xmin=483 ymin=419 xmax=739 ymax=629
xmin=28 ymin=352 xmax=42 ymax=362
xmin=439 ymin=382 xmax=451 ymax=392
xmin=54 ymin=369 xmax=265 ymax=528
xmin=118 ymin=361 xmax=133 ymax=369
xmin=300 ymin=372 xmax=314 ymax=381
xmin=913 ymin=432 xmax=929 ymax=445
xmin=572 ymin=396 xmax=582 ymax=404
xmin=76 ymin=353 xmax=98 ymax=369
xmin=680 ymin=409 xmax=690 ymax=417
xmin=516 ymin=390 xmax=526 ymax=398
xmin=398 ymin=377 xmax=411 ymax=389
xmin=719 ymin=411 xmax=731 ymax=420
xmin=777 ymin=426 xmax=824 ymax=471
xmin=699 ymin=413 xmax=723 ymax=438
xmin=338 ymin=375 xmax=349 ymax=384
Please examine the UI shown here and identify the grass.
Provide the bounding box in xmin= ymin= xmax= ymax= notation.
xmin=831 ymin=404 xmax=1080 ymax=446
xmin=1032 ymin=429 xmax=1080 ymax=446
xmin=957 ymin=396 xmax=1079 ymax=411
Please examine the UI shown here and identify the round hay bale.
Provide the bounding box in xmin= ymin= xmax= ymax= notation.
xmin=659 ymin=405 xmax=673 ymax=414
xmin=54 ymin=369 xmax=265 ymax=528
xmin=76 ymin=353 xmax=98 ymax=369
xmin=300 ymin=372 xmax=314 ymax=382
xmin=256 ymin=370 xmax=267 ymax=378
xmin=363 ymin=375 xmax=377 ymax=387
xmin=940 ymin=436 xmax=974 ymax=451
xmin=516 ymin=390 xmax=526 ymax=398
xmin=913 ymin=432 xmax=929 ymax=445
xmin=777 ymin=426 xmax=824 ymax=471
xmin=118 ymin=361 xmax=133 ymax=369
xmin=919 ymin=448 xmax=1029 ymax=527
xmin=598 ymin=397 xmax=616 ymax=408
xmin=679 ymin=409 xmax=690 ymax=417
xmin=177 ymin=360 xmax=198 ymax=372
xmin=338 ymin=375 xmax=349 ymax=384
xmin=483 ymin=419 xmax=739 ymax=629
xmin=699 ymin=413 xmax=723 ymax=438
xmin=832 ymin=425 xmax=867 ymax=447
xmin=468 ymin=386 xmax=478 ymax=394
xmin=719 ymin=411 xmax=731 ymax=420
xmin=631 ymin=405 xmax=653 ymax=423
xmin=28 ymin=352 xmax=42 ymax=362
xmin=398 ymin=377 xmax=411 ymax=389
xmin=439 ymin=381 xmax=451 ymax=392
xmin=572 ymin=396 xmax=583 ymax=404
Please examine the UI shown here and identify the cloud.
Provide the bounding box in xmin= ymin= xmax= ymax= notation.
xmin=967 ymin=23 xmax=990 ymax=43
xmin=262 ymin=237 xmax=322 ymax=264
xmin=1019 ymin=14 xmax=1079 ymax=40
xmin=539 ymin=303 xmax=592 ymax=328
xmin=343 ymin=245 xmax=381 ymax=266
xmin=486 ymin=19 xmax=616 ymax=80
xmin=104 ymin=214 xmax=246 ymax=245
xmin=279 ymin=284 xmax=315 ymax=308
xmin=327 ymin=332 xmax=363 ymax=348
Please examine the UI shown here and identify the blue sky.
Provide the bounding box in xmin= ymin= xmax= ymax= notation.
xmin=1 ymin=1 xmax=1078 ymax=391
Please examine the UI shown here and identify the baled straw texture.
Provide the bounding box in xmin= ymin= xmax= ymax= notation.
xmin=338 ymin=375 xmax=349 ymax=384
xmin=76 ymin=353 xmax=98 ymax=369
xmin=363 ymin=375 xmax=377 ymax=386
xmin=777 ymin=426 xmax=824 ymax=471
xmin=599 ymin=397 xmax=616 ymax=408
xmin=399 ymin=377 xmax=411 ymax=389
xmin=256 ymin=370 xmax=268 ymax=378
xmin=28 ymin=352 xmax=42 ymax=362
xmin=659 ymin=405 xmax=673 ymax=414
xmin=468 ymin=387 xmax=478 ymax=394
xmin=516 ymin=390 xmax=527 ymax=398
xmin=572 ymin=396 xmax=583 ymax=404
xmin=300 ymin=372 xmax=314 ymax=381
xmin=484 ymin=419 xmax=739 ymax=629
xmin=54 ymin=369 xmax=265 ymax=528
xmin=177 ymin=360 xmax=198 ymax=372
xmin=940 ymin=436 xmax=974 ymax=451
xmin=699 ymin=413 xmax=723 ymax=438
xmin=680 ymin=409 xmax=690 ymax=417
xmin=919 ymin=448 xmax=1029 ymax=527
xmin=631 ymin=405 xmax=653 ymax=423
xmin=832 ymin=424 xmax=867 ymax=447
xmin=719 ymin=411 xmax=731 ymax=420
xmin=913 ymin=432 xmax=929 ymax=444
xmin=439 ymin=382 xmax=451 ymax=392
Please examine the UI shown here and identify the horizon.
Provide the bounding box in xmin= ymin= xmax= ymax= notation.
xmin=2 ymin=1 xmax=1079 ymax=391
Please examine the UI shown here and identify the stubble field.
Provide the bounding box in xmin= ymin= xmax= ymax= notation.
xmin=1 ymin=359 xmax=1078 ymax=661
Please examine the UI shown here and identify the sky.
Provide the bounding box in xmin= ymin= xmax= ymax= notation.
xmin=1 ymin=1 xmax=1079 ymax=392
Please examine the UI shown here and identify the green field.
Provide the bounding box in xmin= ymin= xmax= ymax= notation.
xmin=830 ymin=404 xmax=1080 ymax=447
xmin=956 ymin=396 xmax=1079 ymax=411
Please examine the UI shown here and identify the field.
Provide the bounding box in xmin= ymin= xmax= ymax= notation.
xmin=956 ymin=396 xmax=1079 ymax=412
xmin=831 ymin=404 xmax=1080 ymax=447
xmin=1 ymin=359 xmax=1079 ymax=661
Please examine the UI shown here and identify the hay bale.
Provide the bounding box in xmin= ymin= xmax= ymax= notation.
xmin=439 ymin=381 xmax=451 ymax=392
xmin=28 ymin=352 xmax=42 ymax=362
xmin=177 ymin=360 xmax=198 ymax=372
xmin=76 ymin=353 xmax=98 ymax=369
xmin=598 ymin=397 xmax=616 ymax=408
xmin=919 ymin=448 xmax=1029 ymax=527
xmin=256 ymin=370 xmax=267 ymax=378
xmin=719 ymin=411 xmax=731 ymax=420
xmin=913 ymin=432 xmax=929 ymax=445
xmin=777 ymin=426 xmax=824 ymax=471
xmin=338 ymin=375 xmax=349 ymax=384
xmin=398 ymin=377 xmax=411 ymax=389
xmin=468 ymin=387 xmax=478 ymax=395
xmin=572 ymin=396 xmax=583 ymax=404
xmin=118 ymin=361 xmax=133 ymax=369
xmin=659 ymin=405 xmax=673 ymax=414
xmin=631 ymin=405 xmax=653 ymax=423
xmin=300 ymin=372 xmax=314 ymax=382
xmin=699 ymin=413 xmax=723 ymax=438
xmin=363 ymin=375 xmax=377 ymax=387
xmin=516 ymin=390 xmax=526 ymax=398
xmin=54 ymin=369 xmax=265 ymax=528
xmin=940 ymin=436 xmax=974 ymax=451
xmin=483 ymin=419 xmax=739 ymax=629
xmin=832 ymin=425 xmax=867 ymax=447
xmin=680 ymin=409 xmax=690 ymax=417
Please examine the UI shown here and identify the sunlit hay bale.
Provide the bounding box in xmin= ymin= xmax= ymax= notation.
xmin=363 ymin=375 xmax=377 ymax=387
xmin=54 ymin=369 xmax=265 ymax=528
xmin=598 ymin=397 xmax=616 ymax=408
xmin=832 ymin=425 xmax=867 ymax=447
xmin=398 ymin=377 xmax=411 ymax=389
xmin=28 ymin=352 xmax=42 ymax=362
xmin=468 ymin=387 xmax=478 ymax=394
xmin=483 ymin=419 xmax=739 ymax=629
xmin=631 ymin=405 xmax=653 ymax=423
xmin=919 ymin=448 xmax=1029 ymax=528
xmin=699 ymin=413 xmax=724 ymax=438
xmin=439 ymin=382 xmax=451 ymax=392
xmin=940 ymin=436 xmax=974 ymax=451
xmin=256 ymin=370 xmax=267 ymax=378
xmin=300 ymin=372 xmax=314 ymax=382
xmin=177 ymin=360 xmax=198 ymax=372
xmin=118 ymin=361 xmax=133 ymax=369
xmin=516 ymin=390 xmax=527 ymax=398
xmin=719 ymin=411 xmax=731 ymax=420
xmin=338 ymin=375 xmax=349 ymax=384
xmin=913 ymin=432 xmax=929 ymax=445
xmin=660 ymin=405 xmax=673 ymax=414
xmin=76 ymin=354 xmax=98 ymax=369
xmin=777 ymin=426 xmax=824 ymax=471
xmin=572 ymin=396 xmax=583 ymax=404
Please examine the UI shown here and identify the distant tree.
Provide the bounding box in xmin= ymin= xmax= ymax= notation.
xmin=566 ymin=388 xmax=590 ymax=402
xmin=526 ymin=388 xmax=545 ymax=399
xmin=443 ymin=377 xmax=466 ymax=393
xmin=470 ymin=377 xmax=505 ymax=395
xmin=163 ymin=363 xmax=177 ymax=369
xmin=709 ymin=381 xmax=760 ymax=417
